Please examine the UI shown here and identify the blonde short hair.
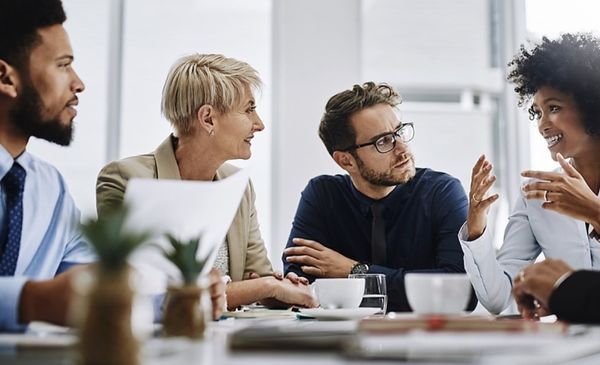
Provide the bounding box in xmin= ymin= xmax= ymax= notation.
xmin=161 ymin=53 xmax=261 ymax=134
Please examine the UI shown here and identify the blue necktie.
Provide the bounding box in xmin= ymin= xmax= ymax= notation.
xmin=0 ymin=162 xmax=26 ymax=276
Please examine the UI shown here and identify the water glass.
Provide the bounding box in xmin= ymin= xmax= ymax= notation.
xmin=348 ymin=273 xmax=387 ymax=314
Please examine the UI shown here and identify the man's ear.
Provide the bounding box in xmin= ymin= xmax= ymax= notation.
xmin=0 ymin=60 xmax=18 ymax=98
xmin=196 ymin=104 xmax=215 ymax=134
xmin=332 ymin=150 xmax=356 ymax=173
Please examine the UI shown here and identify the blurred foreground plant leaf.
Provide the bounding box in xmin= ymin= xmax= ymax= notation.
xmin=80 ymin=205 xmax=150 ymax=272
xmin=162 ymin=234 xmax=207 ymax=285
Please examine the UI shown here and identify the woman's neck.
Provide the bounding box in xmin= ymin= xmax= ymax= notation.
xmin=572 ymin=152 xmax=600 ymax=194
xmin=174 ymin=134 xmax=224 ymax=181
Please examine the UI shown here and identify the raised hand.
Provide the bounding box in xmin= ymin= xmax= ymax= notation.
xmin=521 ymin=153 xmax=600 ymax=232
xmin=466 ymin=155 xmax=500 ymax=240
xmin=284 ymin=238 xmax=357 ymax=278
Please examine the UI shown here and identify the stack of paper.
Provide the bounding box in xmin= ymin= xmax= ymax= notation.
xmin=359 ymin=313 xmax=566 ymax=334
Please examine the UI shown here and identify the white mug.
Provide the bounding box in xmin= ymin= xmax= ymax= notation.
xmin=314 ymin=278 xmax=365 ymax=309
xmin=404 ymin=273 xmax=471 ymax=314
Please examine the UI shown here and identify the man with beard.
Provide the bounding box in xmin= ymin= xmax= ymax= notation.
xmin=283 ymin=82 xmax=470 ymax=312
xmin=0 ymin=0 xmax=94 ymax=331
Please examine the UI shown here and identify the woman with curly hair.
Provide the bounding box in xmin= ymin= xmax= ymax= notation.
xmin=459 ymin=33 xmax=600 ymax=316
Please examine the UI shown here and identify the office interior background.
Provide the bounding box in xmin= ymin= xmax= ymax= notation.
xmin=29 ymin=0 xmax=600 ymax=270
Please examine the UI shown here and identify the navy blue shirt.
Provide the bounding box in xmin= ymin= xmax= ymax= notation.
xmin=283 ymin=168 xmax=468 ymax=312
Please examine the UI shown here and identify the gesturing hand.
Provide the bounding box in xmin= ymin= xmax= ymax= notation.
xmin=521 ymin=153 xmax=600 ymax=231
xmin=466 ymin=155 xmax=499 ymax=240
xmin=284 ymin=238 xmax=357 ymax=278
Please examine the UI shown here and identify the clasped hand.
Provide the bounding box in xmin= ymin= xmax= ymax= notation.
xmin=512 ymin=259 xmax=573 ymax=320
xmin=284 ymin=238 xmax=357 ymax=278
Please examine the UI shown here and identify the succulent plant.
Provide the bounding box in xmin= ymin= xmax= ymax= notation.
xmin=162 ymin=234 xmax=207 ymax=285
xmin=79 ymin=205 xmax=146 ymax=365
xmin=80 ymin=205 xmax=150 ymax=272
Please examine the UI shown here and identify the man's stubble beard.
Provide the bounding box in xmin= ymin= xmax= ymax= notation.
xmin=355 ymin=153 xmax=416 ymax=186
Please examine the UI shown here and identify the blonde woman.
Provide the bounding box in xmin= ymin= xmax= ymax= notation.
xmin=96 ymin=54 xmax=316 ymax=310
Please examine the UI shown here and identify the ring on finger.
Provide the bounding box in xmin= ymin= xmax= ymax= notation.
xmin=543 ymin=190 xmax=549 ymax=203
xmin=518 ymin=270 xmax=525 ymax=282
xmin=472 ymin=195 xmax=481 ymax=203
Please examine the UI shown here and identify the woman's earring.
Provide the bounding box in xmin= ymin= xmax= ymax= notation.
xmin=209 ymin=129 xmax=215 ymax=137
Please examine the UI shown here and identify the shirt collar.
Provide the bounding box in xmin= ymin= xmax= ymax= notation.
xmin=347 ymin=176 xmax=404 ymax=217
xmin=154 ymin=134 xmax=182 ymax=179
xmin=0 ymin=144 xmax=32 ymax=179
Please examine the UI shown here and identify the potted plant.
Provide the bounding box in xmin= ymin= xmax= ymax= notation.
xmin=160 ymin=234 xmax=208 ymax=339
xmin=78 ymin=206 xmax=150 ymax=365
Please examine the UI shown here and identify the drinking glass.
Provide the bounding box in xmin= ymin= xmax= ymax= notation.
xmin=348 ymin=273 xmax=387 ymax=314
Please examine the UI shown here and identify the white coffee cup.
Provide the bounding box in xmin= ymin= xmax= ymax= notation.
xmin=404 ymin=273 xmax=471 ymax=314
xmin=314 ymin=278 xmax=365 ymax=309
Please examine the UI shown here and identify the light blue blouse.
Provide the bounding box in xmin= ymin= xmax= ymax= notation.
xmin=460 ymin=169 xmax=600 ymax=314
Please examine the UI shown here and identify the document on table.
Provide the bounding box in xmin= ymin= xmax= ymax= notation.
xmin=346 ymin=331 xmax=600 ymax=364
xmin=230 ymin=320 xmax=358 ymax=351
xmin=221 ymin=307 xmax=298 ymax=319
xmin=123 ymin=169 xmax=249 ymax=293
xmin=0 ymin=322 xmax=76 ymax=349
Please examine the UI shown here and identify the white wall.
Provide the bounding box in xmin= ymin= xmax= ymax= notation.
xmin=119 ymin=0 xmax=273 ymax=249
xmin=271 ymin=0 xmax=362 ymax=269
xmin=27 ymin=0 xmax=110 ymax=219
xmin=362 ymin=0 xmax=500 ymax=91
xmin=402 ymin=104 xmax=494 ymax=191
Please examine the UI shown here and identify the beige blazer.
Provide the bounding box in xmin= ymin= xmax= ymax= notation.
xmin=96 ymin=135 xmax=273 ymax=282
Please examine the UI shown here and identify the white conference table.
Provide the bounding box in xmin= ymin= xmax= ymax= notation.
xmin=3 ymin=315 xmax=600 ymax=365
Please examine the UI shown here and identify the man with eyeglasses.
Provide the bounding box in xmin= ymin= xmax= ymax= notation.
xmin=283 ymin=82 xmax=472 ymax=312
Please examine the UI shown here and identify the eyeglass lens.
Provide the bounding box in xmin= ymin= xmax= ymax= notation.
xmin=375 ymin=124 xmax=413 ymax=153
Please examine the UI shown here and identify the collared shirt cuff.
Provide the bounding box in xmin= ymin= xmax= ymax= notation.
xmin=458 ymin=221 xmax=494 ymax=255
xmin=0 ymin=276 xmax=29 ymax=332
xmin=553 ymin=271 xmax=574 ymax=290
xmin=458 ymin=221 xmax=490 ymax=244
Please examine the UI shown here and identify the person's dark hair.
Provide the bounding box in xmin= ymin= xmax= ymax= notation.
xmin=0 ymin=0 xmax=66 ymax=70
xmin=507 ymin=32 xmax=600 ymax=136
xmin=319 ymin=82 xmax=401 ymax=156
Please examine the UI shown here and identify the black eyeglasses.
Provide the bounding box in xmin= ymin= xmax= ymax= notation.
xmin=341 ymin=122 xmax=415 ymax=154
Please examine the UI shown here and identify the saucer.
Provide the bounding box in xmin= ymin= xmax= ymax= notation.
xmin=298 ymin=307 xmax=381 ymax=320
